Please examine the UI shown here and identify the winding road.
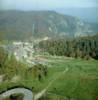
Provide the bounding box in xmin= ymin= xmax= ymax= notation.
xmin=0 ymin=88 xmax=33 ymax=100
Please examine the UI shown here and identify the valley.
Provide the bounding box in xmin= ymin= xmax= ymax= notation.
xmin=0 ymin=9 xmax=98 ymax=100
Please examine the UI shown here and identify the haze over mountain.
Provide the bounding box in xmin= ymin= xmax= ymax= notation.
xmin=0 ymin=10 xmax=98 ymax=40
xmin=55 ymin=7 xmax=98 ymax=24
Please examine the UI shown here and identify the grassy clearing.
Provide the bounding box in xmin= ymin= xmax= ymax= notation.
xmin=0 ymin=56 xmax=98 ymax=100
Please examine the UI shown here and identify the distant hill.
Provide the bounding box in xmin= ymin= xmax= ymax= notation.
xmin=0 ymin=10 xmax=98 ymax=40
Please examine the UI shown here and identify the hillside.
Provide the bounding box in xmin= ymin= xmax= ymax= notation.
xmin=0 ymin=10 xmax=98 ymax=40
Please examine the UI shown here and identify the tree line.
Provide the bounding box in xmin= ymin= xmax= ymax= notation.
xmin=38 ymin=36 xmax=98 ymax=60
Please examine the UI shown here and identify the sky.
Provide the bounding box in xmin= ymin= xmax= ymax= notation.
xmin=0 ymin=0 xmax=98 ymax=10
xmin=0 ymin=0 xmax=98 ymax=23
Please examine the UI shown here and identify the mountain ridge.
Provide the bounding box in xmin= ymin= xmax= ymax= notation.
xmin=0 ymin=10 xmax=98 ymax=40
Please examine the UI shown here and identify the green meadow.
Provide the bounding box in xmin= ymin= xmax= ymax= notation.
xmin=0 ymin=55 xmax=98 ymax=100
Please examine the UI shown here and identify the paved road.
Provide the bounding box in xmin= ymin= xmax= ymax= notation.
xmin=0 ymin=88 xmax=33 ymax=100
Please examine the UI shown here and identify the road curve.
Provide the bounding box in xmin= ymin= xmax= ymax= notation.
xmin=0 ymin=88 xmax=33 ymax=100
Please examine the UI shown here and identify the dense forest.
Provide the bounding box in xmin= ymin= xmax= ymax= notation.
xmin=38 ymin=35 xmax=98 ymax=60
